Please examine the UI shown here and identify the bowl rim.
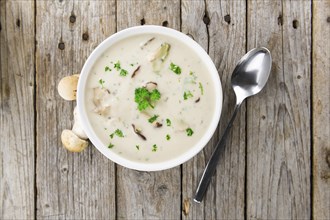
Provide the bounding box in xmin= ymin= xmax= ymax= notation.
xmin=77 ymin=25 xmax=222 ymax=171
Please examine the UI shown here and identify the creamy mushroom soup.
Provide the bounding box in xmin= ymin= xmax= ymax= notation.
xmin=85 ymin=33 xmax=216 ymax=163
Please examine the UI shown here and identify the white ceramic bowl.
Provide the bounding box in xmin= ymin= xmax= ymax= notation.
xmin=77 ymin=25 xmax=222 ymax=171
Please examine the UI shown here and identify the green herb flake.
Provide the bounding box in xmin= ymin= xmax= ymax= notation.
xmin=170 ymin=62 xmax=182 ymax=74
xmin=120 ymin=69 xmax=128 ymax=76
xmin=134 ymin=87 xmax=151 ymax=111
xmin=134 ymin=87 xmax=161 ymax=111
xmin=114 ymin=129 xmax=124 ymax=137
xmin=166 ymin=118 xmax=171 ymax=126
xmin=183 ymin=91 xmax=194 ymax=100
xmin=150 ymin=89 xmax=161 ymax=102
xmin=186 ymin=128 xmax=194 ymax=136
xmin=166 ymin=134 xmax=171 ymax=141
xmin=148 ymin=115 xmax=159 ymax=123
xmin=199 ymin=82 xmax=204 ymax=95
xmin=114 ymin=61 xmax=121 ymax=70
xmin=136 ymin=145 xmax=140 ymax=150
xmin=105 ymin=66 xmax=111 ymax=72
xmin=99 ymin=79 xmax=105 ymax=87
xmin=152 ymin=144 xmax=158 ymax=152
xmin=108 ymin=143 xmax=114 ymax=148
xmin=110 ymin=129 xmax=124 ymax=139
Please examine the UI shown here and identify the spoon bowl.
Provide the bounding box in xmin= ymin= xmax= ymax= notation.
xmin=232 ymin=47 xmax=272 ymax=103
xmin=194 ymin=47 xmax=272 ymax=203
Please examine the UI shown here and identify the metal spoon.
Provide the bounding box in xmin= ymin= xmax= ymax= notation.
xmin=194 ymin=47 xmax=272 ymax=203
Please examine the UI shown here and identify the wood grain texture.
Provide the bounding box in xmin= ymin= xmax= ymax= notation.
xmin=312 ymin=1 xmax=330 ymax=219
xmin=247 ymin=0 xmax=311 ymax=219
xmin=0 ymin=1 xmax=35 ymax=219
xmin=181 ymin=1 xmax=208 ymax=219
xmin=181 ymin=0 xmax=246 ymax=219
xmin=36 ymin=1 xmax=116 ymax=219
xmin=116 ymin=1 xmax=181 ymax=219
xmin=0 ymin=1 xmax=320 ymax=219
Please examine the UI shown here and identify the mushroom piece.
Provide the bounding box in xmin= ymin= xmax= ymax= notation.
xmin=61 ymin=129 xmax=88 ymax=152
xmin=93 ymin=87 xmax=112 ymax=117
xmin=140 ymin=37 xmax=155 ymax=49
xmin=147 ymin=43 xmax=171 ymax=73
xmin=145 ymin=81 xmax=158 ymax=91
xmin=131 ymin=65 xmax=141 ymax=78
xmin=131 ymin=124 xmax=147 ymax=140
xmin=72 ymin=106 xmax=88 ymax=140
xmin=183 ymin=199 xmax=190 ymax=216
xmin=57 ymin=74 xmax=79 ymax=100
xmin=147 ymin=43 xmax=170 ymax=62
xmin=154 ymin=122 xmax=163 ymax=128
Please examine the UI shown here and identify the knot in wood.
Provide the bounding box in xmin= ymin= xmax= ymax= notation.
xmin=70 ymin=15 xmax=76 ymax=23
xmin=16 ymin=19 xmax=21 ymax=27
xmin=82 ymin=32 xmax=89 ymax=41
xmin=224 ymin=14 xmax=231 ymax=24
xmin=293 ymin=20 xmax=299 ymax=29
xmin=162 ymin=20 xmax=168 ymax=27
xmin=58 ymin=42 xmax=65 ymax=50
xmin=203 ymin=14 xmax=210 ymax=25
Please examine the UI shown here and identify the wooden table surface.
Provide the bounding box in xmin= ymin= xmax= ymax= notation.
xmin=1 ymin=0 xmax=329 ymax=219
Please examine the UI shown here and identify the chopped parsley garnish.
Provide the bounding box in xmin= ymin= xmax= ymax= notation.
xmin=105 ymin=66 xmax=111 ymax=71
xmin=114 ymin=61 xmax=121 ymax=70
xmin=152 ymin=144 xmax=158 ymax=152
xmin=99 ymin=79 xmax=105 ymax=87
xmin=112 ymin=61 xmax=128 ymax=76
xmin=170 ymin=62 xmax=181 ymax=74
xmin=166 ymin=118 xmax=171 ymax=126
xmin=115 ymin=129 xmax=124 ymax=137
xmin=148 ymin=115 xmax=159 ymax=123
xmin=110 ymin=129 xmax=124 ymax=139
xmin=199 ymin=82 xmax=204 ymax=95
xmin=136 ymin=145 xmax=140 ymax=150
xmin=120 ymin=69 xmax=128 ymax=76
xmin=183 ymin=91 xmax=194 ymax=100
xmin=150 ymin=89 xmax=161 ymax=101
xmin=108 ymin=143 xmax=114 ymax=148
xmin=134 ymin=87 xmax=161 ymax=111
xmin=166 ymin=134 xmax=171 ymax=140
xmin=186 ymin=128 xmax=194 ymax=136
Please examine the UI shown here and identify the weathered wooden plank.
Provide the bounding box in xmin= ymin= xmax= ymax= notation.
xmin=0 ymin=0 xmax=35 ymax=219
xmin=181 ymin=0 xmax=246 ymax=219
xmin=281 ymin=1 xmax=311 ymax=218
xmin=312 ymin=1 xmax=330 ymax=219
xmin=36 ymin=1 xmax=116 ymax=219
xmin=247 ymin=0 xmax=311 ymax=219
xmin=116 ymin=1 xmax=181 ymax=219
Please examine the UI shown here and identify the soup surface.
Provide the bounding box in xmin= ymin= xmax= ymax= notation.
xmin=85 ymin=33 xmax=216 ymax=163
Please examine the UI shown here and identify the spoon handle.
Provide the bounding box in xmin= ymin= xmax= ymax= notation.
xmin=194 ymin=102 xmax=242 ymax=203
